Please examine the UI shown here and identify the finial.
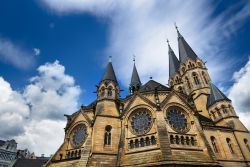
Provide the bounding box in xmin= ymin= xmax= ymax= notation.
xmin=133 ymin=54 xmax=135 ymax=62
xmin=149 ymin=76 xmax=153 ymax=80
xmin=109 ymin=56 xmax=112 ymax=62
xmin=166 ymin=38 xmax=170 ymax=45
xmin=174 ymin=22 xmax=178 ymax=31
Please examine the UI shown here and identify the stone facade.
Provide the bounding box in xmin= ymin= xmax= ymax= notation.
xmin=45 ymin=30 xmax=250 ymax=167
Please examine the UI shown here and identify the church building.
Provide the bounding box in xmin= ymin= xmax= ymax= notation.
xmin=45 ymin=28 xmax=250 ymax=167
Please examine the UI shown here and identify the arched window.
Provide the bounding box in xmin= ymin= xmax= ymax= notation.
xmin=182 ymin=67 xmax=185 ymax=73
xmin=170 ymin=135 xmax=174 ymax=144
xmin=202 ymin=71 xmax=208 ymax=84
xmin=192 ymin=72 xmax=200 ymax=85
xmin=129 ymin=140 xmax=134 ymax=149
xmin=191 ymin=137 xmax=195 ymax=146
xmin=100 ymin=87 xmax=105 ymax=97
xmin=197 ymin=62 xmax=202 ymax=67
xmin=217 ymin=109 xmax=222 ymax=117
xmin=226 ymin=138 xmax=234 ymax=153
xmin=140 ymin=138 xmax=145 ymax=147
xmin=178 ymin=86 xmax=183 ymax=93
xmin=78 ymin=150 xmax=81 ymax=157
xmin=71 ymin=151 xmax=74 ymax=158
xmin=146 ymin=137 xmax=150 ymax=146
xmin=107 ymin=87 xmax=112 ymax=97
xmin=151 ymin=136 xmax=156 ymax=145
xmin=186 ymin=137 xmax=190 ymax=145
xmin=185 ymin=77 xmax=191 ymax=89
xmin=181 ymin=136 xmax=185 ymax=145
xmin=244 ymin=139 xmax=250 ymax=152
xmin=221 ymin=105 xmax=227 ymax=114
xmin=176 ymin=136 xmax=180 ymax=144
xmin=67 ymin=152 xmax=70 ymax=158
xmin=211 ymin=136 xmax=219 ymax=153
xmin=104 ymin=125 xmax=112 ymax=145
xmin=135 ymin=139 xmax=139 ymax=148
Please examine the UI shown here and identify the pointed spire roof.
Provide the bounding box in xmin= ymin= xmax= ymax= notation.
xmin=168 ymin=40 xmax=180 ymax=78
xmin=130 ymin=62 xmax=141 ymax=86
xmin=207 ymin=83 xmax=231 ymax=108
xmin=101 ymin=58 xmax=118 ymax=84
xmin=176 ymin=25 xmax=198 ymax=63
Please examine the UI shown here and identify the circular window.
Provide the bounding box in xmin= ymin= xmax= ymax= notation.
xmin=129 ymin=109 xmax=153 ymax=135
xmin=71 ymin=124 xmax=88 ymax=148
xmin=166 ymin=107 xmax=189 ymax=133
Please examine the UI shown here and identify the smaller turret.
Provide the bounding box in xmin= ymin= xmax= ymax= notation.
xmin=129 ymin=58 xmax=141 ymax=95
xmin=97 ymin=57 xmax=119 ymax=101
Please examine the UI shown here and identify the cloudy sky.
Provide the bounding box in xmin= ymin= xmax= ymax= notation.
xmin=0 ymin=0 xmax=250 ymax=156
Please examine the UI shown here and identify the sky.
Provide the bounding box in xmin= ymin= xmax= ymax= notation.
xmin=0 ymin=0 xmax=250 ymax=156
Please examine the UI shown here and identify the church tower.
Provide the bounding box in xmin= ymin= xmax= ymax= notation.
xmin=90 ymin=58 xmax=121 ymax=166
xmin=168 ymin=27 xmax=211 ymax=118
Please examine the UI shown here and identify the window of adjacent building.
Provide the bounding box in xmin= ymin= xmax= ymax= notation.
xmin=104 ymin=125 xmax=112 ymax=145
xmin=211 ymin=136 xmax=219 ymax=153
xmin=192 ymin=72 xmax=200 ymax=85
xmin=244 ymin=139 xmax=250 ymax=152
xmin=226 ymin=138 xmax=234 ymax=153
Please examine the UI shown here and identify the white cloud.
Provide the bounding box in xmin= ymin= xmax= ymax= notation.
xmin=0 ymin=61 xmax=81 ymax=156
xmin=0 ymin=37 xmax=35 ymax=69
xmin=229 ymin=56 xmax=250 ymax=130
xmin=40 ymin=0 xmax=250 ymax=86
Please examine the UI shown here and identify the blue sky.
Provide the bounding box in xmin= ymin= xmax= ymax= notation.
xmin=0 ymin=0 xmax=250 ymax=156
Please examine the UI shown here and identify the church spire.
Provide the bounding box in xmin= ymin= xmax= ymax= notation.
xmin=207 ymin=83 xmax=231 ymax=108
xmin=129 ymin=56 xmax=141 ymax=94
xmin=168 ymin=39 xmax=180 ymax=78
xmin=175 ymin=24 xmax=198 ymax=63
xmin=101 ymin=56 xmax=118 ymax=84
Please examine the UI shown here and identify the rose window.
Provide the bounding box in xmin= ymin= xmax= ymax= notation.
xmin=71 ymin=124 xmax=88 ymax=148
xmin=166 ymin=108 xmax=189 ymax=133
xmin=130 ymin=109 xmax=152 ymax=135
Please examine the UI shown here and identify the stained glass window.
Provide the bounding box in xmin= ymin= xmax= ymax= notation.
xmin=130 ymin=109 xmax=152 ymax=135
xmin=71 ymin=124 xmax=88 ymax=148
xmin=166 ymin=108 xmax=188 ymax=133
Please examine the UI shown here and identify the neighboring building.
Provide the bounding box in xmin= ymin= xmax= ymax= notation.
xmin=0 ymin=139 xmax=17 ymax=167
xmin=45 ymin=28 xmax=250 ymax=167
xmin=12 ymin=153 xmax=49 ymax=167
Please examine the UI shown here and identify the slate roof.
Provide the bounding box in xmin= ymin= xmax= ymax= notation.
xmin=177 ymin=30 xmax=198 ymax=63
xmin=13 ymin=159 xmax=48 ymax=167
xmin=139 ymin=80 xmax=170 ymax=92
xmin=101 ymin=62 xmax=118 ymax=84
xmin=207 ymin=83 xmax=231 ymax=108
xmin=130 ymin=63 xmax=141 ymax=86
xmin=168 ymin=43 xmax=180 ymax=77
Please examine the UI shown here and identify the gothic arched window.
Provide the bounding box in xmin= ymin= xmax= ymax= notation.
xmin=170 ymin=135 xmax=174 ymax=144
xmin=192 ymin=72 xmax=200 ymax=85
xmin=104 ymin=125 xmax=112 ymax=145
xmin=244 ymin=139 xmax=250 ymax=152
xmin=129 ymin=140 xmax=134 ymax=149
xmin=211 ymin=136 xmax=219 ymax=153
xmin=191 ymin=137 xmax=195 ymax=146
xmin=107 ymin=87 xmax=112 ymax=97
xmin=151 ymin=136 xmax=156 ymax=145
xmin=140 ymin=138 xmax=145 ymax=147
xmin=178 ymin=86 xmax=183 ymax=94
xmin=202 ymin=71 xmax=208 ymax=84
xmin=226 ymin=138 xmax=234 ymax=153
xmin=100 ymin=87 xmax=105 ymax=97
xmin=185 ymin=77 xmax=191 ymax=89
